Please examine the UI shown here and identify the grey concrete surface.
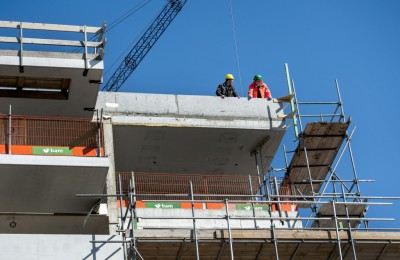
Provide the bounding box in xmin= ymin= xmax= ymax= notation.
xmin=134 ymin=208 xmax=302 ymax=230
xmin=0 ymin=214 xmax=109 ymax=234
xmin=96 ymin=92 xmax=288 ymax=174
xmin=0 ymin=234 xmax=123 ymax=260
xmin=0 ymin=155 xmax=109 ymax=213
xmin=0 ymin=50 xmax=103 ymax=118
xmin=103 ymin=121 xmax=119 ymax=235
xmin=96 ymin=92 xmax=285 ymax=129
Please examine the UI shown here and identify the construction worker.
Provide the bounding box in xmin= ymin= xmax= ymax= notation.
xmin=216 ymin=74 xmax=239 ymax=98
xmin=248 ymin=74 xmax=272 ymax=100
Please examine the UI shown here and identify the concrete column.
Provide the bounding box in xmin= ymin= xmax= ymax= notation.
xmin=103 ymin=120 xmax=118 ymax=235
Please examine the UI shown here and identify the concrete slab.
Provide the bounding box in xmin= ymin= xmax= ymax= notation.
xmin=0 ymin=50 xmax=103 ymax=118
xmin=0 ymin=155 xmax=109 ymax=213
xmin=113 ymin=125 xmax=284 ymax=174
xmin=96 ymin=92 xmax=287 ymax=174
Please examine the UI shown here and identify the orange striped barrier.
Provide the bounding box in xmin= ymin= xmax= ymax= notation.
xmin=271 ymin=203 xmax=298 ymax=211
xmin=0 ymin=144 xmax=103 ymax=157
xmin=117 ymin=200 xmax=298 ymax=212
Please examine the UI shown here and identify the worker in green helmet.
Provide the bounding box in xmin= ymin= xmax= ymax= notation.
xmin=216 ymin=74 xmax=239 ymax=98
xmin=248 ymin=74 xmax=272 ymax=100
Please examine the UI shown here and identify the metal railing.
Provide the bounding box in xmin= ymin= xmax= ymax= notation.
xmin=0 ymin=20 xmax=106 ymax=74
xmin=0 ymin=20 xmax=105 ymax=54
xmin=0 ymin=113 xmax=104 ymax=156
xmin=116 ymin=172 xmax=260 ymax=201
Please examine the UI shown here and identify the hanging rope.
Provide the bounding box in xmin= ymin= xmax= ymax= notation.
xmin=229 ymin=0 xmax=243 ymax=96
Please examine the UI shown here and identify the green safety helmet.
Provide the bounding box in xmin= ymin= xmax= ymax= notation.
xmin=253 ymin=74 xmax=262 ymax=81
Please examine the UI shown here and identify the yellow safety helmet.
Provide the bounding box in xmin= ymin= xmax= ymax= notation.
xmin=225 ymin=74 xmax=234 ymax=80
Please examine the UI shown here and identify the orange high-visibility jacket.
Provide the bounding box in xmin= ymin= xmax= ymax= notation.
xmin=248 ymin=81 xmax=272 ymax=99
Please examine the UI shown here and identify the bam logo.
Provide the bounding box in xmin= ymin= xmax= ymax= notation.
xmin=33 ymin=147 xmax=72 ymax=155
xmin=147 ymin=202 xmax=181 ymax=209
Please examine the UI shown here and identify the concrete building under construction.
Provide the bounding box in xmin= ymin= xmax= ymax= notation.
xmin=0 ymin=19 xmax=399 ymax=260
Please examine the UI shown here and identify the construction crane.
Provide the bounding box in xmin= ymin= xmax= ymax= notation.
xmin=102 ymin=0 xmax=188 ymax=92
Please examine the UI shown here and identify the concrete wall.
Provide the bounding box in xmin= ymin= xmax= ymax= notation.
xmin=0 ymin=234 xmax=123 ymax=260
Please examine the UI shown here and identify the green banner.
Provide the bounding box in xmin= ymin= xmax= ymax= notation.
xmin=32 ymin=146 xmax=72 ymax=155
xmin=235 ymin=204 xmax=269 ymax=211
xmin=145 ymin=202 xmax=181 ymax=209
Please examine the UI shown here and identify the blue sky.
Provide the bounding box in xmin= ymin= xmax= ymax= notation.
xmin=2 ymin=0 xmax=400 ymax=228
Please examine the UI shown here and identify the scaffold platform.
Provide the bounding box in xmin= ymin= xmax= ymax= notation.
xmin=312 ymin=200 xmax=368 ymax=228
xmin=287 ymin=121 xmax=350 ymax=198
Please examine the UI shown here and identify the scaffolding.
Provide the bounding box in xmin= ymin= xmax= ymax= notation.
xmin=83 ymin=65 xmax=400 ymax=259
xmin=280 ymin=64 xmax=368 ymax=233
xmin=87 ymin=174 xmax=399 ymax=259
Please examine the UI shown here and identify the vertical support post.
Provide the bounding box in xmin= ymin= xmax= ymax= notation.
xmin=332 ymin=200 xmax=343 ymax=260
xmin=100 ymin=109 xmax=104 ymax=156
xmin=129 ymin=172 xmax=140 ymax=260
xmin=224 ymin=199 xmax=234 ymax=260
xmin=8 ymin=105 xmax=12 ymax=155
xmin=103 ymin=121 xmax=118 ymax=234
xmin=283 ymin=145 xmax=289 ymax=169
xmin=19 ymin=22 xmax=24 ymax=73
xmin=248 ymin=175 xmax=258 ymax=229
xmin=96 ymin=21 xmax=107 ymax=55
xmin=335 ymin=80 xmax=346 ymax=123
xmin=284 ymin=63 xmax=298 ymax=138
xmin=254 ymin=151 xmax=262 ymax=191
xmin=258 ymin=147 xmax=266 ymax=192
xmin=272 ymin=221 xmax=280 ymax=260
xmin=273 ymin=177 xmax=283 ymax=222
xmin=118 ymin=173 xmax=127 ymax=260
xmin=83 ymin=25 xmax=89 ymax=76
xmin=341 ymin=183 xmax=357 ymax=260
xmin=190 ymin=181 xmax=200 ymax=260
xmin=96 ymin=109 xmax=101 ymax=157
xmin=290 ymin=79 xmax=304 ymax=132
xmin=332 ymin=175 xmax=337 ymax=201
xmin=265 ymin=170 xmax=279 ymax=259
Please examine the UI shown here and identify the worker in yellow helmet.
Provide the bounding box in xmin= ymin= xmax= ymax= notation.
xmin=216 ymin=74 xmax=239 ymax=98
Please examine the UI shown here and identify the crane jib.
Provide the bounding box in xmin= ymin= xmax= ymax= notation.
xmin=102 ymin=0 xmax=188 ymax=92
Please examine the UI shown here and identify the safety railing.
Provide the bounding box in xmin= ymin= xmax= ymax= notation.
xmin=0 ymin=114 xmax=104 ymax=157
xmin=0 ymin=20 xmax=106 ymax=74
xmin=0 ymin=20 xmax=105 ymax=54
xmin=116 ymin=172 xmax=260 ymax=201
